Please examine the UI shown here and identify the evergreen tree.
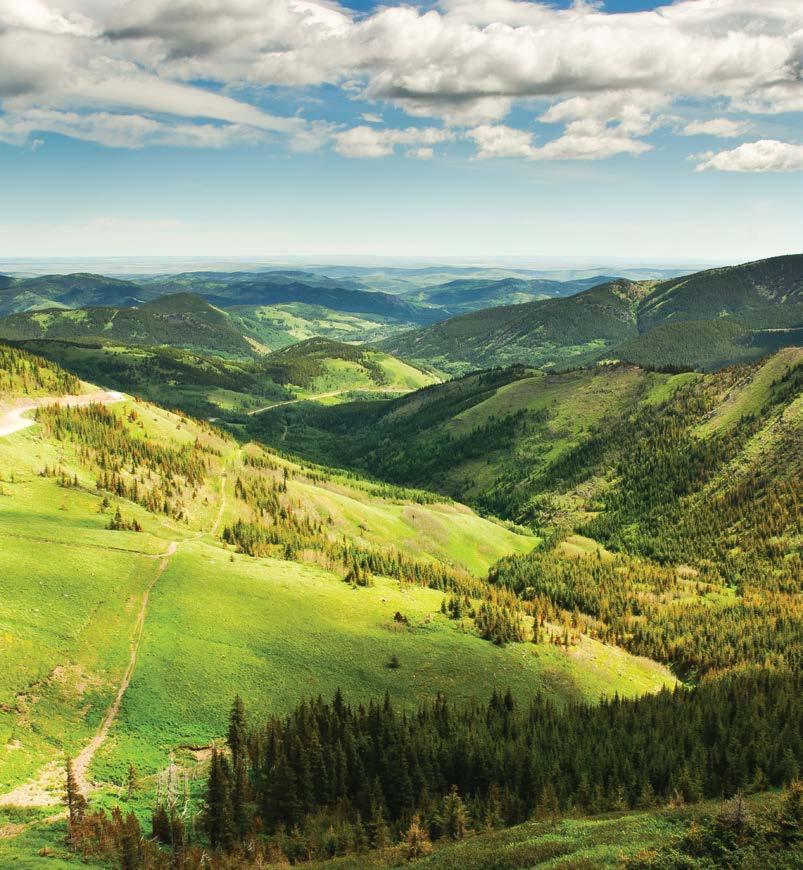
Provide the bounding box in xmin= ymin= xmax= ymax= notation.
xmin=405 ymin=813 xmax=432 ymax=859
xmin=442 ymin=785 xmax=469 ymax=840
xmin=64 ymin=756 xmax=86 ymax=840
xmin=203 ymin=748 xmax=235 ymax=851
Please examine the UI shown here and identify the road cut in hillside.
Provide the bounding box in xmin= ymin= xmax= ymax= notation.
xmin=0 ymin=390 xmax=125 ymax=438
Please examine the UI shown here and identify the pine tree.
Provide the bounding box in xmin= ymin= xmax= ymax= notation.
xmin=369 ymin=801 xmax=391 ymax=849
xmin=405 ymin=813 xmax=433 ymax=859
xmin=231 ymin=753 xmax=250 ymax=838
xmin=227 ymin=695 xmax=247 ymax=768
xmin=442 ymin=785 xmax=469 ymax=840
xmin=64 ymin=756 xmax=86 ymax=841
xmin=120 ymin=812 xmax=144 ymax=870
xmin=126 ymin=764 xmax=139 ymax=800
xmin=204 ymin=748 xmax=235 ymax=850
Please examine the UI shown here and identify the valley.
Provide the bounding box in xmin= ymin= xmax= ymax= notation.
xmin=0 ymin=255 xmax=799 ymax=868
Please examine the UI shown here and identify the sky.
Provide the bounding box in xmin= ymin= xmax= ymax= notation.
xmin=0 ymin=0 xmax=801 ymax=263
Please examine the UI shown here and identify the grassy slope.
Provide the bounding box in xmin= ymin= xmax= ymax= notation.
xmin=12 ymin=339 xmax=293 ymax=419
xmin=11 ymin=336 xmax=437 ymax=422
xmin=249 ymin=364 xmax=690 ymax=510
xmin=230 ymin=302 xmax=416 ymax=348
xmin=95 ymin=538 xmax=671 ymax=783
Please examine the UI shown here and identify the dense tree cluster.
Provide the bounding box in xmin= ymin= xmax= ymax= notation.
xmin=489 ymin=550 xmax=801 ymax=678
xmin=192 ymin=669 xmax=799 ymax=860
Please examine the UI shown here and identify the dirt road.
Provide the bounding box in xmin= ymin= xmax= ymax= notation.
xmin=0 ymin=390 xmax=125 ymax=438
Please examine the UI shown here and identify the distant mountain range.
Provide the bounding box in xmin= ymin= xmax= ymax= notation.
xmin=1 ymin=255 xmax=800 ymax=374
xmin=381 ymin=255 xmax=803 ymax=373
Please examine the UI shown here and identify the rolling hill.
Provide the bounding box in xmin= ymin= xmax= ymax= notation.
xmin=0 ymin=293 xmax=255 ymax=357
xmin=637 ymin=253 xmax=803 ymax=331
xmin=401 ymin=275 xmax=618 ymax=315
xmin=260 ymin=337 xmax=438 ymax=397
xmin=382 ymin=279 xmax=646 ymax=373
xmin=0 ymin=339 xmax=798 ymax=866
xmin=248 ymin=347 xmax=802 ymax=583
xmin=0 ymin=272 xmax=143 ymax=315
xmin=381 ymin=255 xmax=803 ymax=374
xmin=141 ymin=270 xmax=439 ymax=323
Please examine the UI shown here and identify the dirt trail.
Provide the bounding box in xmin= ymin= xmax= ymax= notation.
xmin=0 ymin=390 xmax=125 ymax=438
xmin=71 ymin=540 xmax=177 ymax=795
xmin=0 ymin=401 xmax=232 ymax=808
xmin=0 ymin=540 xmax=178 ymax=807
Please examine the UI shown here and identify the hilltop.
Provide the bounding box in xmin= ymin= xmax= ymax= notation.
xmin=260 ymin=336 xmax=438 ymax=398
xmin=382 ymin=255 xmax=803 ymax=373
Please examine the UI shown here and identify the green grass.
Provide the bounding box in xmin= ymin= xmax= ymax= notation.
xmin=0 ymin=431 xmax=168 ymax=789
xmin=92 ymin=538 xmax=674 ymax=784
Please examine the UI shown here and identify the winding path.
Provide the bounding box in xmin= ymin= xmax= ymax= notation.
xmin=0 ymin=390 xmax=125 ymax=438
xmin=71 ymin=541 xmax=177 ymax=795
xmin=0 ymin=391 xmax=237 ymax=813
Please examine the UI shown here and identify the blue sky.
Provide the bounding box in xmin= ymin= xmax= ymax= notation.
xmin=1 ymin=1 xmax=801 ymax=262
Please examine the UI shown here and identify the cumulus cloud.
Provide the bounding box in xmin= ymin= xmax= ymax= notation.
xmin=470 ymin=121 xmax=651 ymax=161
xmin=0 ymin=0 xmax=801 ymax=162
xmin=334 ymin=125 xmax=451 ymax=158
xmin=695 ymin=139 xmax=803 ymax=171
xmin=682 ymin=118 xmax=754 ymax=138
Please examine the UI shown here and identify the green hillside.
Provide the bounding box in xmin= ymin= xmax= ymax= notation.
xmin=7 ymin=336 xmax=438 ymax=420
xmin=382 ymin=256 xmax=803 ymax=374
xmin=637 ymin=253 xmax=803 ymax=331
xmin=0 ymin=341 xmax=798 ymax=867
xmin=0 ymin=294 xmax=255 ymax=357
xmin=261 ymin=337 xmax=439 ymax=397
xmin=0 ymin=343 xmax=82 ymax=398
xmin=382 ymin=280 xmax=645 ymax=374
xmin=0 ymin=273 xmax=143 ymax=315
xmin=230 ymin=302 xmax=413 ymax=348
xmin=606 ymin=311 xmax=803 ymax=371
xmin=10 ymin=339 xmax=294 ymax=418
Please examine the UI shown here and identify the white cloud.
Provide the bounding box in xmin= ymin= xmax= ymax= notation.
xmin=695 ymin=139 xmax=803 ymax=172
xmin=0 ymin=106 xmax=268 ymax=148
xmin=0 ymin=0 xmax=801 ymax=161
xmin=682 ymin=118 xmax=753 ymax=138
xmin=334 ymin=125 xmax=451 ymax=158
xmin=470 ymin=121 xmax=651 ymax=161
xmin=469 ymin=124 xmax=538 ymax=159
